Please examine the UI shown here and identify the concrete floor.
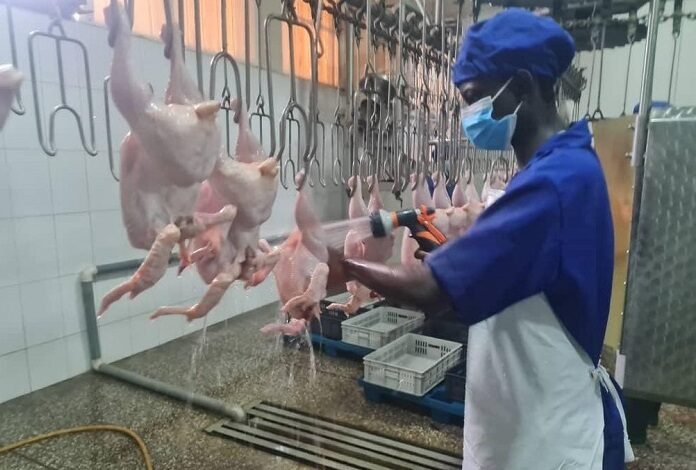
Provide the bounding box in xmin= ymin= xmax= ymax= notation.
xmin=0 ymin=305 xmax=694 ymax=469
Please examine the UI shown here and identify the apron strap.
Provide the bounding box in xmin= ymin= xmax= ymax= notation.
xmin=591 ymin=365 xmax=636 ymax=463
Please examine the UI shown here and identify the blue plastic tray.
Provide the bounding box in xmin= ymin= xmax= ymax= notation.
xmin=359 ymin=378 xmax=464 ymax=426
xmin=310 ymin=333 xmax=373 ymax=359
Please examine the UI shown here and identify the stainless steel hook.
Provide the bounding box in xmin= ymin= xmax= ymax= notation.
xmin=28 ymin=18 xmax=98 ymax=157
xmin=264 ymin=4 xmax=318 ymax=191
xmin=249 ymin=0 xmax=273 ymax=154
xmin=103 ymin=76 xmax=118 ymax=181
xmin=308 ymin=112 xmax=327 ymax=188
xmin=209 ymin=0 xmax=244 ymax=158
xmin=591 ymin=17 xmax=606 ymax=121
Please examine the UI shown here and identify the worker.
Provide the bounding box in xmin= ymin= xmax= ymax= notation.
xmin=330 ymin=9 xmax=634 ymax=469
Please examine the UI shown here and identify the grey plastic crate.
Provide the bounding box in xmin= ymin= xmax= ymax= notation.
xmin=341 ymin=306 xmax=425 ymax=349
xmin=363 ymin=334 xmax=463 ymax=396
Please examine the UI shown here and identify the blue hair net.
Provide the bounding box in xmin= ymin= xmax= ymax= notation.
xmin=452 ymin=9 xmax=575 ymax=87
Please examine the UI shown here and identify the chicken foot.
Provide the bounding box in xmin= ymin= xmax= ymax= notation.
xmin=282 ymin=263 xmax=329 ymax=321
xmin=150 ymin=265 xmax=240 ymax=322
xmin=175 ymin=205 xmax=237 ymax=273
xmin=98 ymin=224 xmax=181 ymax=317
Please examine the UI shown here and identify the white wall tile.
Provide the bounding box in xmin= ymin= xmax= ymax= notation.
xmin=157 ymin=315 xmax=186 ymax=345
xmin=49 ymin=151 xmax=89 ymax=214
xmin=128 ymin=276 xmax=162 ymax=318
xmin=55 ymin=213 xmax=94 ymax=275
xmin=93 ymin=275 xmax=130 ymax=325
xmin=160 ymin=268 xmax=192 ymax=305
xmin=65 ymin=332 xmax=91 ymax=377
xmin=0 ymin=350 xmax=31 ymax=403
xmin=0 ymin=286 xmax=25 ymax=356
xmin=60 ymin=275 xmax=85 ymax=336
xmin=85 ymin=149 xmax=120 ymax=211
xmin=6 ymin=148 xmax=53 ymax=217
xmin=90 ymin=210 xmax=137 ymax=264
xmin=130 ymin=313 xmax=159 ymax=354
xmin=0 ymin=149 xmax=11 ymax=218
xmin=0 ymin=6 xmax=9 ymax=60
xmin=27 ymin=338 xmax=68 ymax=390
xmin=41 ymin=84 xmax=84 ymax=152
xmin=88 ymin=26 xmax=111 ymax=86
xmin=21 ymin=278 xmax=63 ymax=347
xmin=0 ymin=219 xmax=19 ymax=287
xmin=14 ymin=216 xmax=58 ymax=283
xmin=88 ymin=84 xmax=107 ymax=152
xmin=99 ymin=319 xmax=132 ymax=363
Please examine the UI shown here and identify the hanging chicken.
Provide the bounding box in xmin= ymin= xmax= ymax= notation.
xmin=98 ymin=3 xmax=235 ymax=316
xmin=257 ymin=173 xmax=330 ymax=334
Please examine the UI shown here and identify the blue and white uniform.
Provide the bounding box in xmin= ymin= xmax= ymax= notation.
xmin=427 ymin=121 xmax=634 ymax=469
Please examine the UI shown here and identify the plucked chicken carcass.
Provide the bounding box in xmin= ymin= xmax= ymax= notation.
xmin=105 ymin=2 xmax=221 ymax=188
xmin=0 ymin=65 xmax=23 ymax=131
xmin=99 ymin=7 xmax=236 ymax=317
xmin=447 ymin=176 xmax=485 ymax=238
xmin=325 ymin=176 xmax=376 ymax=315
xmin=432 ymin=172 xmax=452 ymax=210
xmin=481 ymin=163 xmax=508 ymax=208
xmin=150 ymin=102 xmax=280 ymax=322
xmin=257 ymin=174 xmax=329 ymax=334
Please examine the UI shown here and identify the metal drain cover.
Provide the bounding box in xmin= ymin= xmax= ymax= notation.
xmin=206 ymin=401 xmax=462 ymax=470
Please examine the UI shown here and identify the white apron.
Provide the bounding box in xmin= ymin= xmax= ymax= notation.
xmin=463 ymin=294 xmax=634 ymax=470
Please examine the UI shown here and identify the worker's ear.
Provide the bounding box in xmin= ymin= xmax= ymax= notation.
xmin=512 ymin=69 xmax=534 ymax=102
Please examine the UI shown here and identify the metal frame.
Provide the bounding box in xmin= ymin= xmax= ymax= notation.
xmin=79 ymin=233 xmax=288 ymax=421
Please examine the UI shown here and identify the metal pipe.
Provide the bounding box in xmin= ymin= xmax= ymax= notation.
xmin=631 ymin=0 xmax=661 ymax=168
xmin=79 ymin=232 xmax=290 ymax=423
xmin=95 ymin=362 xmax=246 ymax=421
xmin=622 ymin=0 xmax=662 ymax=349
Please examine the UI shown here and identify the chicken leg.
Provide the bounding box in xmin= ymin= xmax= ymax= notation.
xmin=150 ymin=269 xmax=238 ymax=322
xmin=98 ymin=224 xmax=181 ymax=317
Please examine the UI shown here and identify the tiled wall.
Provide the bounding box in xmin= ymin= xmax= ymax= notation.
xmin=0 ymin=7 xmax=345 ymax=404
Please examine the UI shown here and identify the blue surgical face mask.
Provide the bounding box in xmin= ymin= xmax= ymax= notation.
xmin=461 ymin=78 xmax=522 ymax=151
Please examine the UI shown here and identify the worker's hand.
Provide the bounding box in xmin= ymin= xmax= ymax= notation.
xmin=341 ymin=258 xmax=450 ymax=316
xmin=326 ymin=246 xmax=349 ymax=290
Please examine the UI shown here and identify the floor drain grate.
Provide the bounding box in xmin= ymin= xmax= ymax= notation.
xmin=206 ymin=401 xmax=462 ymax=470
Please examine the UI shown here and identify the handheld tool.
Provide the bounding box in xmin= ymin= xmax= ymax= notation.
xmin=370 ymin=206 xmax=447 ymax=253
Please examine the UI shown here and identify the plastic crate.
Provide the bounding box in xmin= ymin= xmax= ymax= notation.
xmin=312 ymin=293 xmax=384 ymax=340
xmin=444 ymin=360 xmax=467 ymax=403
xmin=341 ymin=307 xmax=425 ymax=349
xmin=310 ymin=308 xmax=360 ymax=340
xmin=363 ymin=334 xmax=463 ymax=396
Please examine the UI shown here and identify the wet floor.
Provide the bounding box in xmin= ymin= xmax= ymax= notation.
xmin=0 ymin=304 xmax=694 ymax=469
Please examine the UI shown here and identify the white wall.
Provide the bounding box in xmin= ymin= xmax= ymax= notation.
xmin=577 ymin=0 xmax=696 ymax=117
xmin=0 ymin=7 xmax=345 ymax=404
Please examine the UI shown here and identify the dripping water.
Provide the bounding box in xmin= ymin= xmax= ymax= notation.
xmin=319 ymin=216 xmax=374 ymax=249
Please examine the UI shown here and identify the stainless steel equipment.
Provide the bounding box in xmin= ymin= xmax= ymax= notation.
xmin=621 ymin=106 xmax=696 ymax=407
